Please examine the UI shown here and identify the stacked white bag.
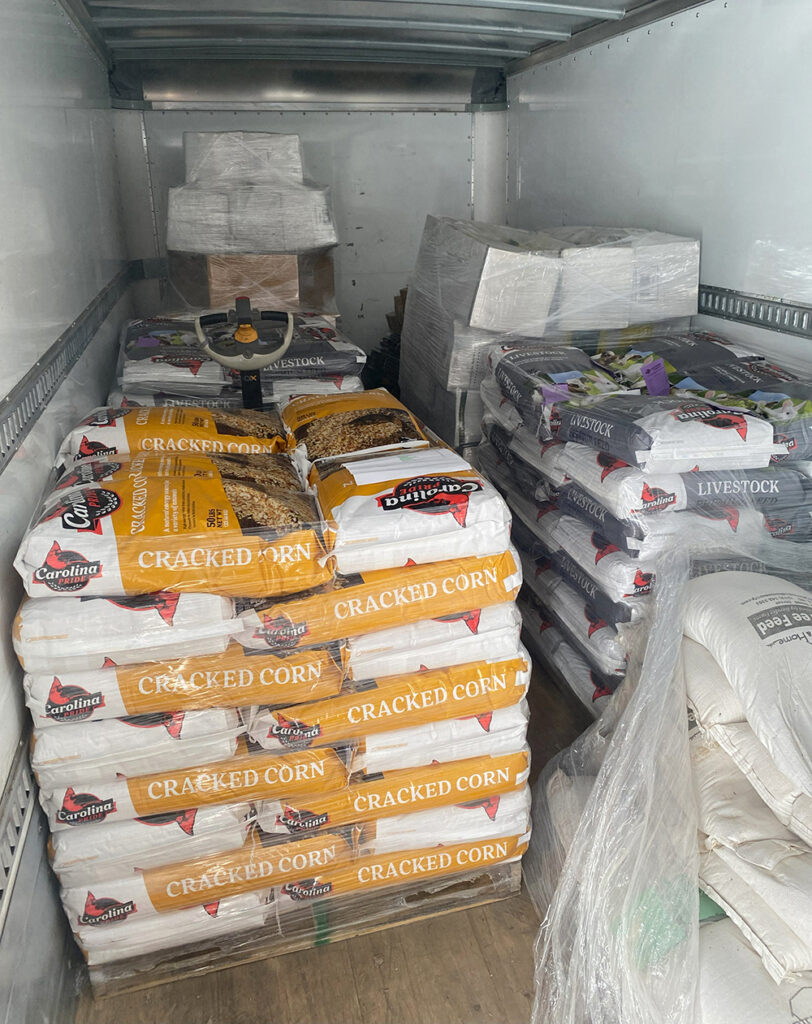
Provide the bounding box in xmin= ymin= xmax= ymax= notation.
xmin=473 ymin=334 xmax=808 ymax=719
xmin=109 ymin=314 xmax=366 ymax=409
xmin=684 ymin=570 xmax=812 ymax=986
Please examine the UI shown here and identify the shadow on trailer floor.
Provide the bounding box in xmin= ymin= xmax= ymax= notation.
xmin=75 ymin=668 xmax=590 ymax=1024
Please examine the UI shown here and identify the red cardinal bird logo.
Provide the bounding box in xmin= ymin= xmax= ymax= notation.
xmin=57 ymin=787 xmax=116 ymax=826
xmin=672 ymin=404 xmax=749 ymax=440
xmin=597 ymin=452 xmax=628 ymax=481
xmin=696 ymin=507 xmax=741 ymax=532
xmin=585 ymin=610 xmax=608 ymax=638
xmin=56 ymin=460 xmax=123 ymax=490
xmin=431 ymin=609 xmax=482 ymax=634
xmin=376 ymin=475 xmax=482 ymax=528
xmin=638 ymin=482 xmax=676 ymax=512
xmin=274 ymin=805 xmax=329 ymax=832
xmin=457 ymin=795 xmax=500 ymax=820
xmin=203 ymin=901 xmax=220 ymax=918
xmin=268 ymin=713 xmax=322 ymax=746
xmin=458 ymin=711 xmax=494 ymax=732
xmin=77 ymin=436 xmax=117 ymax=460
xmin=32 ymin=541 xmax=102 ymax=592
xmin=630 ymin=569 xmax=654 ymax=594
xmin=102 ymin=657 xmax=117 ymax=668
xmin=765 ymin=516 xmax=794 ymax=537
xmin=45 ymin=677 xmax=105 ymax=722
xmin=102 ymin=592 xmax=181 ymax=625
xmin=123 ymin=711 xmax=186 ymax=738
xmin=41 ymin=487 xmax=121 ymax=534
xmin=79 ymin=892 xmax=136 ymax=926
xmin=592 ymin=534 xmax=620 ymax=563
xmin=133 ymin=808 xmax=198 ymax=835
xmin=592 ymin=680 xmax=613 ymax=702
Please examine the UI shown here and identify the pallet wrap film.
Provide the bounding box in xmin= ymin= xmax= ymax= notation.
xmin=400 ymin=217 xmax=699 ymax=396
xmin=114 ymin=316 xmax=364 ymax=407
xmin=523 ymin=533 xmax=812 ymax=1023
xmin=17 ymin=442 xmax=330 ymax=600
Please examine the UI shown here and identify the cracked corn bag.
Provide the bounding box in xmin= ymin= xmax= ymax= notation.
xmin=237 ymin=548 xmax=523 ymax=653
xmin=312 ymin=446 xmax=512 ymax=574
xmin=281 ymin=388 xmax=429 ymax=469
xmin=54 ymin=451 xmax=302 ymax=494
xmin=15 ymin=474 xmax=330 ymax=598
xmin=58 ymin=406 xmax=286 ymax=462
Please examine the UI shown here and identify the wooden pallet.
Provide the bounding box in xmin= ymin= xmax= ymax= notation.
xmin=85 ymin=862 xmax=522 ymax=1000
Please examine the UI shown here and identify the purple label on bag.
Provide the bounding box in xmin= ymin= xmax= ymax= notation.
xmin=135 ymin=335 xmax=160 ymax=348
xmin=542 ymin=385 xmax=570 ymax=406
xmin=641 ymin=358 xmax=670 ymax=396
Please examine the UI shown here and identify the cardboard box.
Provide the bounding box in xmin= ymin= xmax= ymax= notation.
xmin=168 ymin=251 xmax=337 ymax=312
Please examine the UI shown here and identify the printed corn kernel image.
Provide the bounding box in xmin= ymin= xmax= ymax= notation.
xmin=301 ymin=408 xmax=420 ymax=459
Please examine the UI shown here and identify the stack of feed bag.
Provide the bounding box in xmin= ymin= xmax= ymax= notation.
xmin=684 ymin=569 xmax=812 ymax=995
xmin=108 ymin=315 xmax=366 ymax=409
xmin=399 ymin=216 xmax=700 ymax=453
xmin=473 ymin=333 xmax=811 ymax=717
xmin=12 ymin=388 xmax=531 ymax=982
xmin=167 ymin=131 xmax=338 ymax=311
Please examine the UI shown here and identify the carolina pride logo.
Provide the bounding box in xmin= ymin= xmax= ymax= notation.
xmin=376 ymin=475 xmax=482 ymax=528
xmin=33 ymin=542 xmax=102 ymax=592
xmin=45 ymin=677 xmax=105 ymax=722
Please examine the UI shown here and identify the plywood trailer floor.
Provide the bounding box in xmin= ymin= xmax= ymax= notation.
xmin=75 ymin=669 xmax=590 ymax=1024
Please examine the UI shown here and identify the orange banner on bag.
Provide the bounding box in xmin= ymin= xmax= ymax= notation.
xmin=23 ymin=472 xmax=329 ymax=598
xmin=258 ymin=657 xmax=529 ymax=750
xmin=64 ymin=406 xmax=286 ymax=459
xmin=125 ymin=747 xmax=348 ymax=818
xmin=115 ymin=644 xmax=343 ymax=715
xmin=265 ymin=748 xmax=529 ymax=833
xmin=275 ymin=834 xmax=529 ymax=903
xmin=143 ymin=832 xmax=353 ymax=913
xmin=245 ymin=549 xmax=522 ymax=651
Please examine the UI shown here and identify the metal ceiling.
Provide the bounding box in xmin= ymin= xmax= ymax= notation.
xmin=61 ymin=0 xmax=711 ymax=74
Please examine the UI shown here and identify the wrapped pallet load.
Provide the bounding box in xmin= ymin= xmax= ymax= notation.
xmin=12 ymin=388 xmax=532 ymax=988
xmin=400 ymin=216 xmax=700 ymax=451
xmin=166 ymin=131 xmax=338 ymax=311
xmin=110 ymin=315 xmax=366 ymax=410
xmin=495 ymin=326 xmax=812 ymax=1024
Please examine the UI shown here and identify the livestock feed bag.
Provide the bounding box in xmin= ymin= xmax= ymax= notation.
xmin=487 ymin=344 xmax=621 ymax=436
xmin=117 ymin=318 xmax=229 ymax=397
xmin=15 ymin=466 xmax=329 ymax=598
xmin=50 ymin=801 xmax=253 ymax=887
xmin=62 ymin=831 xmax=354 ymax=936
xmin=312 ymin=446 xmax=512 ymax=574
xmin=281 ymin=389 xmax=430 ymax=470
xmin=58 ymin=406 xmax=286 ymax=461
xmin=548 ymin=394 xmax=781 ymax=472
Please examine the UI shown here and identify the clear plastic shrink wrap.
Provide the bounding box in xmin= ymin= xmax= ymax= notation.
xmin=114 ymin=315 xmax=366 ymax=407
xmin=11 ymin=389 xmax=532 ymax=986
xmin=400 ymin=216 xmax=700 ymax=395
xmin=167 ymin=130 xmax=337 ymax=254
xmin=183 ymin=132 xmax=305 ymax=186
xmin=16 ymin=441 xmax=330 ymax=599
xmin=511 ymin=405 xmax=812 ymax=1022
xmin=167 ymin=184 xmax=337 ymax=255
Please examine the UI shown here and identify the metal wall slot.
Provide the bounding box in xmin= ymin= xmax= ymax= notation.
xmin=698 ymin=285 xmax=812 ymax=340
